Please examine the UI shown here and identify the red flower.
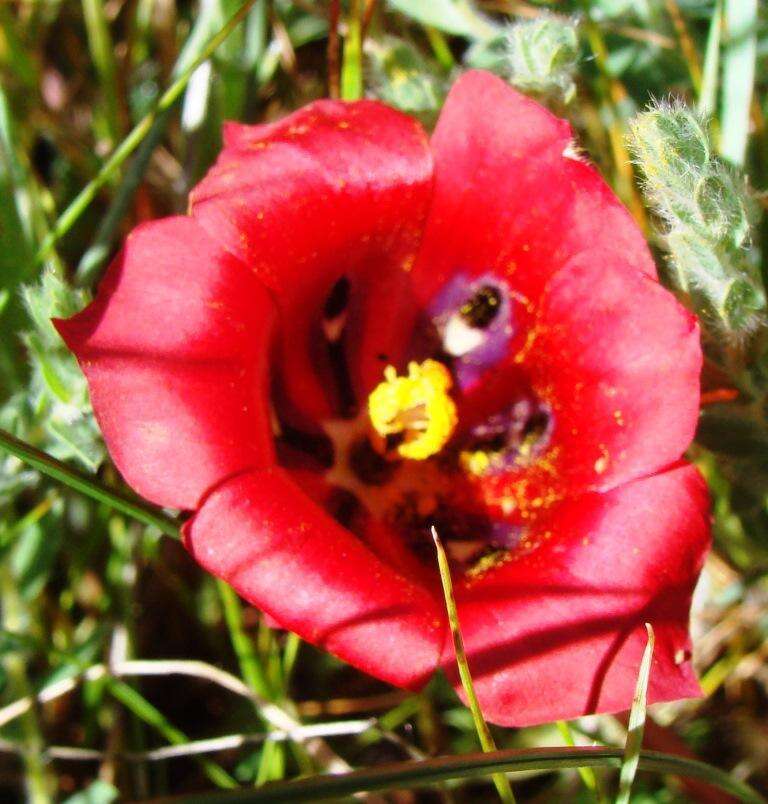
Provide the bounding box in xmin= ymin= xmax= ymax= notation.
xmin=57 ymin=71 xmax=709 ymax=727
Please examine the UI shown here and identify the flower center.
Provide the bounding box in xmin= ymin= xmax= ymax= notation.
xmin=367 ymin=359 xmax=457 ymax=461
xmin=285 ymin=277 xmax=556 ymax=573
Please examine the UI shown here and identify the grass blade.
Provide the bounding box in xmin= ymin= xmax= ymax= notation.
xmin=698 ymin=0 xmax=722 ymax=117
xmin=75 ymin=107 xmax=171 ymax=284
xmin=432 ymin=528 xmax=515 ymax=804
xmin=616 ymin=623 xmax=655 ymax=804
xmin=82 ymin=0 xmax=122 ymax=147
xmin=719 ymin=0 xmax=757 ymax=166
xmin=147 ymin=746 xmax=767 ymax=803
xmin=663 ymin=0 xmax=702 ymax=93
xmin=0 ymin=428 xmax=180 ymax=538
xmin=34 ymin=0 xmax=259 ymax=265
xmin=108 ymin=679 xmax=238 ymax=790
xmin=555 ymin=721 xmax=604 ymax=802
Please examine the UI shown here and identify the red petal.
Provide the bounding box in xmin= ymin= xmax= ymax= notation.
xmin=412 ymin=70 xmax=654 ymax=311
xmin=183 ymin=467 xmax=447 ymax=690
xmin=444 ymin=464 xmax=710 ymax=727
xmin=190 ymin=101 xmax=433 ymax=425
xmin=525 ymin=252 xmax=701 ymax=494
xmin=55 ymin=216 xmax=275 ymax=510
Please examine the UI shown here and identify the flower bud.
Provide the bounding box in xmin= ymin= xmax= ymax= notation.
xmin=628 ymin=102 xmax=764 ymax=333
xmin=629 ymin=106 xmax=709 ymax=187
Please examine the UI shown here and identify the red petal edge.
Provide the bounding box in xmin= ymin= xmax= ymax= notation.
xmin=444 ymin=463 xmax=710 ymax=727
xmin=412 ymin=70 xmax=656 ymax=311
xmin=191 ymin=99 xmax=433 ymax=426
xmin=183 ymin=467 xmax=447 ymax=690
xmin=525 ymin=251 xmax=702 ymax=494
xmin=55 ymin=216 xmax=276 ymax=510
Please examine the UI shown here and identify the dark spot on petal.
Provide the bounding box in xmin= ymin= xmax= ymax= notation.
xmin=350 ymin=438 xmax=398 ymax=486
xmin=522 ymin=409 xmax=551 ymax=442
xmin=463 ymin=398 xmax=553 ymax=470
xmin=324 ymin=276 xmax=350 ymax=319
xmin=460 ymin=285 xmax=502 ymax=329
xmin=328 ymin=488 xmax=360 ymax=529
xmin=278 ymin=422 xmax=334 ymax=468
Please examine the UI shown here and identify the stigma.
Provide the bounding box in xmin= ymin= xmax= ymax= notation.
xmin=367 ymin=359 xmax=457 ymax=461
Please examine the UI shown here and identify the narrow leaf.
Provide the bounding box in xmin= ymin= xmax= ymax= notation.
xmin=0 ymin=429 xmax=180 ymax=538
xmin=616 ymin=623 xmax=655 ymax=804
xmin=432 ymin=527 xmax=516 ymax=804
xmin=35 ymin=0 xmax=260 ymax=264
xmin=698 ymin=0 xmax=722 ymax=117
xmin=155 ymin=746 xmax=767 ymax=803
xmin=720 ymin=0 xmax=757 ymax=165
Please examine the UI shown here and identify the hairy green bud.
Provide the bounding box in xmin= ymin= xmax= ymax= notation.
xmin=628 ymin=102 xmax=764 ymax=334
xmin=504 ymin=17 xmax=579 ymax=103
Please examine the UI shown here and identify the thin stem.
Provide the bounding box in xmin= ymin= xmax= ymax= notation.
xmin=216 ymin=579 xmax=287 ymax=781
xmin=556 ymin=721 xmax=604 ymax=802
xmin=698 ymin=0 xmax=723 ymax=118
xmin=82 ymin=0 xmax=123 ymax=147
xmin=361 ymin=0 xmax=378 ymax=38
xmin=216 ymin=580 xmax=272 ymax=699
xmin=34 ymin=0 xmax=259 ymax=264
xmin=0 ymin=429 xmax=180 ymax=538
xmin=340 ymin=0 xmax=364 ymax=101
xmin=578 ymin=0 xmax=648 ymax=232
xmin=0 ymin=721 xmax=379 ymax=763
xmin=75 ymin=107 xmax=171 ymax=284
xmin=425 ymin=26 xmax=454 ymax=71
xmin=432 ymin=529 xmax=515 ymax=804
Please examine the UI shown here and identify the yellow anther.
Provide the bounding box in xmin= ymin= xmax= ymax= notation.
xmin=368 ymin=359 xmax=457 ymax=461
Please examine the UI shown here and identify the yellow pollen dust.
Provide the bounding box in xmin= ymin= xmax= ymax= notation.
xmin=461 ymin=449 xmax=493 ymax=476
xmin=367 ymin=359 xmax=457 ymax=461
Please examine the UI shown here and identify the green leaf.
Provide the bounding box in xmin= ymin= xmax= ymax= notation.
xmin=22 ymin=271 xmax=90 ymax=347
xmin=369 ymin=38 xmax=447 ymax=119
xmin=386 ymin=0 xmax=498 ymax=40
xmin=504 ymin=16 xmax=580 ymax=103
xmin=720 ymin=0 xmax=757 ymax=166
xmin=10 ymin=513 xmax=63 ymax=601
